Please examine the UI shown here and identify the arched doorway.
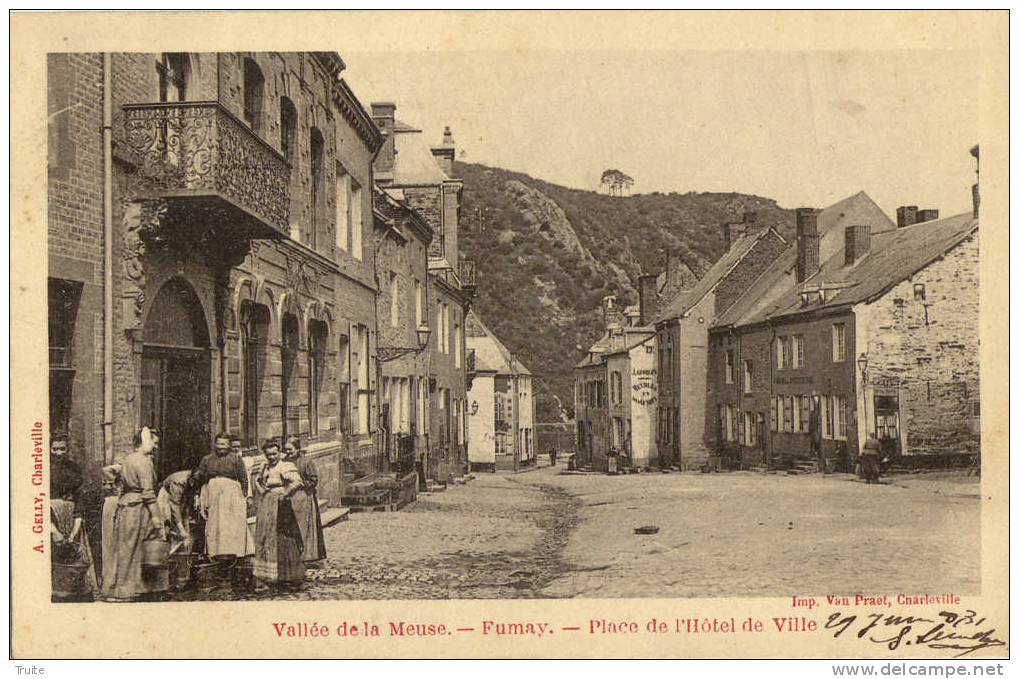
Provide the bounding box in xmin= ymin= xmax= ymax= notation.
xmin=141 ymin=278 xmax=212 ymax=479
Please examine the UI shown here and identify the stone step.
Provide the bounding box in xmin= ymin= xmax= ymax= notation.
xmin=320 ymin=507 xmax=350 ymax=527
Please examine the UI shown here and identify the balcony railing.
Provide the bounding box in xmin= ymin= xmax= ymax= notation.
xmin=460 ymin=257 xmax=476 ymax=289
xmin=122 ymin=101 xmax=291 ymax=236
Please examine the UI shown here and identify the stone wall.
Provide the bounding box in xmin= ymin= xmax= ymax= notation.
xmin=857 ymin=233 xmax=979 ymax=458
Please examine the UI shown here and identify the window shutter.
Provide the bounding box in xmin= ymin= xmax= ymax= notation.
xmin=770 ymin=396 xmax=778 ymax=431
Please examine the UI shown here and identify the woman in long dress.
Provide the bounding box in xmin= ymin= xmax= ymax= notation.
xmin=108 ymin=427 xmax=166 ymax=601
xmin=253 ymin=439 xmax=305 ymax=587
xmin=99 ymin=463 xmax=123 ymax=598
xmin=284 ymin=437 xmax=326 ymax=564
xmin=195 ymin=433 xmax=249 ymax=561
xmin=50 ymin=437 xmax=98 ymax=601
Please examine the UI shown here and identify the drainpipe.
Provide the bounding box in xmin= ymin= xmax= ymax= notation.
xmin=102 ymin=52 xmax=114 ymax=465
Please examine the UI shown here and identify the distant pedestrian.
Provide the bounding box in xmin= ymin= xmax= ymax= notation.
xmin=548 ymin=448 xmax=558 ymax=467
xmin=860 ymin=437 xmax=881 ymax=484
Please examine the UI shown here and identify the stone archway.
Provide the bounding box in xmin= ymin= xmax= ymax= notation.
xmin=140 ymin=277 xmax=213 ymax=478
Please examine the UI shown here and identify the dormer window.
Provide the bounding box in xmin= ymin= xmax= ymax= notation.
xmin=913 ymin=283 xmax=926 ymax=301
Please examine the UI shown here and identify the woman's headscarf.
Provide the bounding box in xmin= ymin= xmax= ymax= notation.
xmin=136 ymin=426 xmax=156 ymax=454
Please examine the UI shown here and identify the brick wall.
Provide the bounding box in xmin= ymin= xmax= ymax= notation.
xmin=713 ymin=230 xmax=786 ymax=317
xmin=47 ymin=53 xmax=104 ymax=466
xmin=858 ymin=233 xmax=979 ymax=458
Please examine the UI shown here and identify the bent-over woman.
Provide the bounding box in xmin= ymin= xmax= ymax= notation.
xmin=253 ymin=439 xmax=305 ymax=586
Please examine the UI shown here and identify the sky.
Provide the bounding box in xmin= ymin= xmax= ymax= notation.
xmin=342 ymin=48 xmax=979 ymax=218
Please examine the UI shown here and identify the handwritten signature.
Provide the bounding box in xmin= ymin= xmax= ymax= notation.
xmin=826 ymin=610 xmax=1006 ymax=658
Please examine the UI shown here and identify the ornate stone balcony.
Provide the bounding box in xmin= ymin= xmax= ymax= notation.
xmin=122 ymin=101 xmax=291 ymax=238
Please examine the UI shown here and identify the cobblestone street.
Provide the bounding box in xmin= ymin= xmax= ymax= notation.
xmin=177 ymin=463 xmax=980 ymax=601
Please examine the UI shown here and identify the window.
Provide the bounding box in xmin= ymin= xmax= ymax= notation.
xmin=785 ymin=395 xmax=796 ymax=433
xmin=157 ymin=53 xmax=190 ymax=102
xmin=242 ymin=58 xmax=264 ymax=134
xmin=415 ymin=280 xmax=424 ymax=327
xmin=280 ymin=97 xmax=297 ymax=164
xmin=355 ymin=324 xmax=371 ymax=434
xmin=725 ymin=350 xmax=735 ymax=384
xmin=281 ymin=314 xmax=300 ymax=442
xmin=820 ymin=395 xmax=831 ymax=439
xmin=832 ymin=323 xmax=846 ymax=362
xmin=307 ymin=321 xmax=328 ymax=438
xmin=792 ymin=335 xmax=805 ymax=368
xmin=799 ymin=395 xmax=811 ymax=433
xmin=337 ymin=333 xmax=351 ymax=435
xmin=913 ymin=283 xmax=926 ymax=302
xmin=722 ymin=404 xmax=737 ymax=442
xmin=49 ymin=279 xmax=82 ymax=440
xmin=775 ymin=336 xmax=788 ymax=370
xmin=350 ymin=180 xmax=363 ymax=260
xmin=742 ymin=360 xmax=752 ymax=394
xmin=49 ymin=278 xmax=82 ymax=369
xmin=335 ymin=166 xmax=350 ymax=252
xmin=442 ymin=303 xmax=450 ymax=354
xmin=240 ymin=302 xmax=270 ymax=446
xmin=309 ymin=127 xmax=325 ymax=250
xmin=743 ymin=411 xmax=757 ymax=446
xmin=454 ymin=323 xmax=462 ymax=368
xmin=389 ymin=273 xmax=399 ymax=327
xmin=832 ymin=395 xmax=848 ymax=440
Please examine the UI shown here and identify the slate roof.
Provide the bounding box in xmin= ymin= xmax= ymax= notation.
xmin=391 ymin=121 xmax=452 ymax=185
xmin=465 ymin=311 xmax=531 ymax=375
xmin=742 ymin=212 xmax=977 ymax=325
xmin=713 ymin=191 xmax=895 ymax=328
xmin=654 ymin=227 xmax=777 ymax=324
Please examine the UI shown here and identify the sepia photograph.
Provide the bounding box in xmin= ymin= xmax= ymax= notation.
xmin=10 ymin=9 xmax=1009 ymax=661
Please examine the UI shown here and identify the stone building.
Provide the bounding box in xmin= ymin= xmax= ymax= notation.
xmin=47 ymin=51 xmax=383 ymax=508
xmin=372 ymin=186 xmax=433 ymax=482
xmin=709 ymin=190 xmax=978 ymax=469
xmin=574 ymin=296 xmax=657 ymax=471
xmin=465 ymin=311 xmax=535 ymax=472
xmin=371 ymin=102 xmax=475 ymax=483
xmin=651 ymin=214 xmax=787 ymax=470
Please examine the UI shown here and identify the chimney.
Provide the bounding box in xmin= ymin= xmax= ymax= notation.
xmin=915 ymin=209 xmax=939 ymax=224
xmin=371 ymin=102 xmax=397 ymax=176
xmin=795 ymin=207 xmax=820 ymax=283
xmin=431 ymin=125 xmax=456 ymax=175
xmin=603 ymin=295 xmax=623 ymax=331
xmin=896 ymin=205 xmax=918 ymax=228
xmin=638 ymin=274 xmax=660 ymax=326
xmin=722 ymin=221 xmax=746 ymax=252
xmin=844 ymin=224 xmax=872 ymax=267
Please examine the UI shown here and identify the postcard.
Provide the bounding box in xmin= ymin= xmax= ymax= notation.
xmin=9 ymin=9 xmax=1009 ymax=660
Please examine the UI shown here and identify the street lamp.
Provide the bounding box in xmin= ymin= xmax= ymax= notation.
xmin=857 ymin=353 xmax=868 ymax=385
xmin=416 ymin=324 xmax=432 ymax=351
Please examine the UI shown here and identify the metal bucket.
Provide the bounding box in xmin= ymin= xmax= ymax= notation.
xmin=52 ymin=562 xmax=89 ymax=598
xmin=142 ymin=538 xmax=169 ymax=567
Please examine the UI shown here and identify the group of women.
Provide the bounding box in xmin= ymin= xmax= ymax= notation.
xmin=51 ymin=428 xmax=327 ymax=602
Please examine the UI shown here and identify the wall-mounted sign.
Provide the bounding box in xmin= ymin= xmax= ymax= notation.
xmin=631 ymin=367 xmax=657 ymax=406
